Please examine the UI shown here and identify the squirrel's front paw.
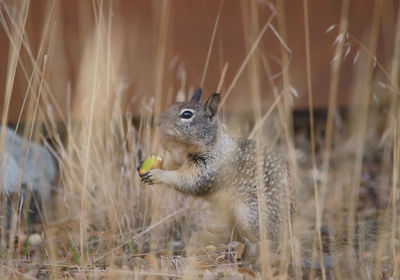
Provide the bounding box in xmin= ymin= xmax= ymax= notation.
xmin=140 ymin=169 xmax=166 ymax=185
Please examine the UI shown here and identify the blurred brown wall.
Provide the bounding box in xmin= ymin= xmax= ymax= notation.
xmin=0 ymin=0 xmax=398 ymax=122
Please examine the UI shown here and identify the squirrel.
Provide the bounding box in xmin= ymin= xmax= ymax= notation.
xmin=139 ymin=88 xmax=295 ymax=252
xmin=138 ymin=88 xmax=395 ymax=278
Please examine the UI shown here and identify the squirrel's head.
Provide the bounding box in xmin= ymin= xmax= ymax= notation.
xmin=157 ymin=88 xmax=221 ymax=148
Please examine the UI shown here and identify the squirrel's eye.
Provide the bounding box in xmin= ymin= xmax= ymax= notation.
xmin=180 ymin=110 xmax=193 ymax=119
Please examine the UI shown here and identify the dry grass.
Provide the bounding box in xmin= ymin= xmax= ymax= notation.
xmin=0 ymin=0 xmax=399 ymax=279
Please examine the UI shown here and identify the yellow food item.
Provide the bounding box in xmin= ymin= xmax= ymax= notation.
xmin=139 ymin=156 xmax=163 ymax=175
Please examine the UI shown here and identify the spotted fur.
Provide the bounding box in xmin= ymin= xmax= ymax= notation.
xmin=141 ymin=89 xmax=295 ymax=246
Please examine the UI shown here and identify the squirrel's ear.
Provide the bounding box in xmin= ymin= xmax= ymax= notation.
xmin=204 ymin=93 xmax=220 ymax=118
xmin=191 ymin=88 xmax=202 ymax=102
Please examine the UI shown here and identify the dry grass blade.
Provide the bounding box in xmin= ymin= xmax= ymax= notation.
xmin=248 ymin=94 xmax=282 ymax=140
xmin=303 ymin=0 xmax=325 ymax=278
xmin=79 ymin=0 xmax=104 ymax=267
xmin=220 ymin=11 xmax=276 ymax=108
xmin=200 ymin=0 xmax=224 ymax=88
xmin=388 ymin=3 xmax=400 ymax=278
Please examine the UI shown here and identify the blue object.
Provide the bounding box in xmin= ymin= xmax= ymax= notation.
xmin=0 ymin=125 xmax=56 ymax=200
